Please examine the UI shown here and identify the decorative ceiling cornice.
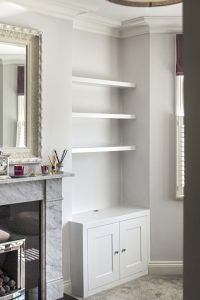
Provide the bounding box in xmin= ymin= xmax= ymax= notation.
xmin=74 ymin=14 xmax=121 ymax=37
xmin=74 ymin=15 xmax=182 ymax=38
xmin=120 ymin=16 xmax=183 ymax=38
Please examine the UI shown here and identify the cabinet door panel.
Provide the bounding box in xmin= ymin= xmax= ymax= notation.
xmin=88 ymin=223 xmax=119 ymax=290
xmin=120 ymin=217 xmax=148 ymax=278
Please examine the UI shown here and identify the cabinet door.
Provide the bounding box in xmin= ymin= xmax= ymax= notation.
xmin=120 ymin=217 xmax=148 ymax=279
xmin=88 ymin=223 xmax=119 ymax=290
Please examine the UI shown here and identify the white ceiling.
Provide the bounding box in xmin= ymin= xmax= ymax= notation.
xmin=78 ymin=0 xmax=183 ymax=22
xmin=0 ymin=1 xmax=27 ymax=18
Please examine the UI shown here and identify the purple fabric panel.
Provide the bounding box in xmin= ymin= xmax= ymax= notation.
xmin=176 ymin=34 xmax=183 ymax=76
xmin=17 ymin=65 xmax=24 ymax=95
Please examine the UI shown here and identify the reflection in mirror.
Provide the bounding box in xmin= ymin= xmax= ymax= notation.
xmin=0 ymin=43 xmax=26 ymax=148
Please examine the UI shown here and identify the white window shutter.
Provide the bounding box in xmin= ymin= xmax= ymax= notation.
xmin=176 ymin=76 xmax=184 ymax=199
xmin=176 ymin=116 xmax=184 ymax=198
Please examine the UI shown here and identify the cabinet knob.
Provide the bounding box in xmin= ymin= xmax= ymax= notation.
xmin=114 ymin=251 xmax=119 ymax=255
xmin=121 ymin=248 xmax=126 ymax=253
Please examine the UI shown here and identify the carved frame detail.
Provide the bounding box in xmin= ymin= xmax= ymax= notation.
xmin=0 ymin=23 xmax=42 ymax=164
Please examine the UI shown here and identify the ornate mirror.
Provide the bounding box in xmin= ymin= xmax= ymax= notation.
xmin=0 ymin=24 xmax=42 ymax=164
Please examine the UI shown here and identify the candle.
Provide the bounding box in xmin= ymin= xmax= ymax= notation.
xmin=14 ymin=165 xmax=24 ymax=177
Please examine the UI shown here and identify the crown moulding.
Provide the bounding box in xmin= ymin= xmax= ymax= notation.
xmin=120 ymin=16 xmax=183 ymax=38
xmin=74 ymin=13 xmax=121 ymax=38
xmin=74 ymin=15 xmax=183 ymax=38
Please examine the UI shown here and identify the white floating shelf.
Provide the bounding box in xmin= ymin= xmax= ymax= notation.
xmin=72 ymin=145 xmax=136 ymax=154
xmin=72 ymin=76 xmax=136 ymax=88
xmin=72 ymin=113 xmax=136 ymax=120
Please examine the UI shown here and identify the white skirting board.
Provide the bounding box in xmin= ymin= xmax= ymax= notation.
xmin=64 ymin=280 xmax=72 ymax=295
xmin=148 ymin=261 xmax=183 ymax=275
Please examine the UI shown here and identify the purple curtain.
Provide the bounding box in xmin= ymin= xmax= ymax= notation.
xmin=17 ymin=66 xmax=24 ymax=95
xmin=176 ymin=34 xmax=183 ymax=76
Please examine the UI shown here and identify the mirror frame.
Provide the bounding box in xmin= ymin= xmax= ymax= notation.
xmin=0 ymin=23 xmax=42 ymax=164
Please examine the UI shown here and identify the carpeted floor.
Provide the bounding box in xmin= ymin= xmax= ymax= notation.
xmin=84 ymin=275 xmax=183 ymax=300
xmin=59 ymin=295 xmax=77 ymax=300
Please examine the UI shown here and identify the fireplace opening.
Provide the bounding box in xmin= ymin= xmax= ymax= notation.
xmin=0 ymin=201 xmax=42 ymax=299
xmin=0 ymin=239 xmax=25 ymax=299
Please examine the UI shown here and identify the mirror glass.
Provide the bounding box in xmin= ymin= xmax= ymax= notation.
xmin=0 ymin=42 xmax=26 ymax=148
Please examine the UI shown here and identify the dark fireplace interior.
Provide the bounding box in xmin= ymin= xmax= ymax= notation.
xmin=0 ymin=201 xmax=41 ymax=299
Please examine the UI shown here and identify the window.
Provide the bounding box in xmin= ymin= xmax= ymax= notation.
xmin=176 ymin=75 xmax=184 ymax=198
xmin=16 ymin=65 xmax=26 ymax=148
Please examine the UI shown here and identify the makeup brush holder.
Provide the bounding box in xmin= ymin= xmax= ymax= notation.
xmin=51 ymin=165 xmax=56 ymax=174
xmin=56 ymin=163 xmax=64 ymax=173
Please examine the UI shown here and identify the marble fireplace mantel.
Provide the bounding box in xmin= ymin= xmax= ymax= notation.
xmin=0 ymin=172 xmax=74 ymax=300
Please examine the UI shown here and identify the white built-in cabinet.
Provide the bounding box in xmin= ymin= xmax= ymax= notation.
xmin=70 ymin=207 xmax=150 ymax=298
xmin=88 ymin=223 xmax=120 ymax=290
xmin=70 ymin=76 xmax=150 ymax=297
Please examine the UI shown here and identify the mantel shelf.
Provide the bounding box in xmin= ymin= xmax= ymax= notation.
xmin=72 ymin=145 xmax=136 ymax=154
xmin=72 ymin=113 xmax=136 ymax=120
xmin=72 ymin=76 xmax=136 ymax=88
xmin=0 ymin=172 xmax=74 ymax=185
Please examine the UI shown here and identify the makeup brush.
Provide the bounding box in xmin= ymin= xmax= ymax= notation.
xmin=60 ymin=149 xmax=68 ymax=163
xmin=48 ymin=155 xmax=53 ymax=166
xmin=54 ymin=150 xmax=60 ymax=163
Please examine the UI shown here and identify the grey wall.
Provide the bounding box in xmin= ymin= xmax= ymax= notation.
xmin=184 ymin=0 xmax=200 ymax=298
xmin=73 ymin=29 xmax=120 ymax=79
xmin=120 ymin=34 xmax=150 ymax=209
xmin=0 ymin=63 xmax=3 ymax=146
xmin=149 ymin=33 xmax=183 ymax=261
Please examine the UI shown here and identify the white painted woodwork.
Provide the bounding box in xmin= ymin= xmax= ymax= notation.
xmin=71 ymin=206 xmax=149 ymax=226
xmin=120 ymin=217 xmax=148 ymax=278
xmin=71 ymin=42 xmax=149 ymax=297
xmin=148 ymin=261 xmax=183 ymax=275
xmin=70 ymin=207 xmax=150 ymax=297
xmin=72 ymin=71 xmax=137 ymax=212
xmin=88 ymin=223 xmax=119 ymax=290
xmin=72 ymin=76 xmax=136 ymax=88
xmin=72 ymin=113 xmax=136 ymax=119
xmin=72 ymin=145 xmax=136 ymax=154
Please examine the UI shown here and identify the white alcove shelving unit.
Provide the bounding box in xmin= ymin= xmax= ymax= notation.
xmin=72 ymin=76 xmax=136 ymax=155
xmin=70 ymin=75 xmax=150 ymax=297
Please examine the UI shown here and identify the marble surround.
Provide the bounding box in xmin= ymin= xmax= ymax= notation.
xmin=0 ymin=172 xmax=74 ymax=300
